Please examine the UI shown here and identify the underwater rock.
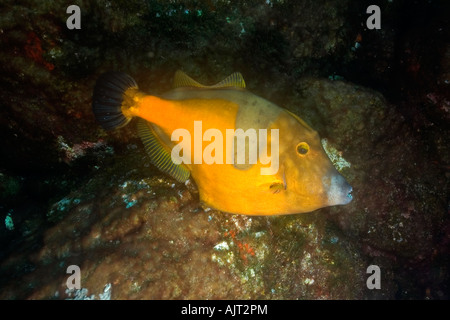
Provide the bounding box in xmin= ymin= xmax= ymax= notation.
xmin=292 ymin=78 xmax=449 ymax=297
xmin=293 ymin=78 xmax=447 ymax=255
xmin=0 ymin=148 xmax=371 ymax=299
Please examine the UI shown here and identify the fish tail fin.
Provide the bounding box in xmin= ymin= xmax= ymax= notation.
xmin=92 ymin=71 xmax=141 ymax=130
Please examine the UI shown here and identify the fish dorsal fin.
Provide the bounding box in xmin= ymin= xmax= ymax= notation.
xmin=210 ymin=72 xmax=246 ymax=89
xmin=173 ymin=70 xmax=246 ymax=89
xmin=173 ymin=70 xmax=205 ymax=88
xmin=137 ymin=119 xmax=190 ymax=183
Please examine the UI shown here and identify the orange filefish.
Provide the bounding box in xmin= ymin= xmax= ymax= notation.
xmin=92 ymin=71 xmax=352 ymax=215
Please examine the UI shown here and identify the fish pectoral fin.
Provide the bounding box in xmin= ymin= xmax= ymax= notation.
xmin=259 ymin=180 xmax=286 ymax=194
xmin=137 ymin=119 xmax=190 ymax=183
xmin=173 ymin=70 xmax=246 ymax=89
xmin=260 ymin=165 xmax=287 ymax=194
xmin=269 ymin=181 xmax=285 ymax=194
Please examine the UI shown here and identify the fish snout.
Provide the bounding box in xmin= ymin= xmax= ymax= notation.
xmin=322 ymin=173 xmax=353 ymax=206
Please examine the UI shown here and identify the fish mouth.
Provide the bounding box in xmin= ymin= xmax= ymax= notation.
xmin=323 ymin=174 xmax=353 ymax=206
xmin=343 ymin=185 xmax=353 ymax=204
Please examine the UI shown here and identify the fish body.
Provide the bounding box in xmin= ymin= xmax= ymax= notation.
xmin=92 ymin=71 xmax=352 ymax=215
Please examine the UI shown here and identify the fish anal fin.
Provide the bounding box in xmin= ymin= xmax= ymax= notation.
xmin=137 ymin=119 xmax=190 ymax=183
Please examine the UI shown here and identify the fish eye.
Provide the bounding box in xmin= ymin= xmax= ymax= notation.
xmin=296 ymin=142 xmax=310 ymax=156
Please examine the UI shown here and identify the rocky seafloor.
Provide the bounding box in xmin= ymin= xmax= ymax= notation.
xmin=0 ymin=0 xmax=449 ymax=299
